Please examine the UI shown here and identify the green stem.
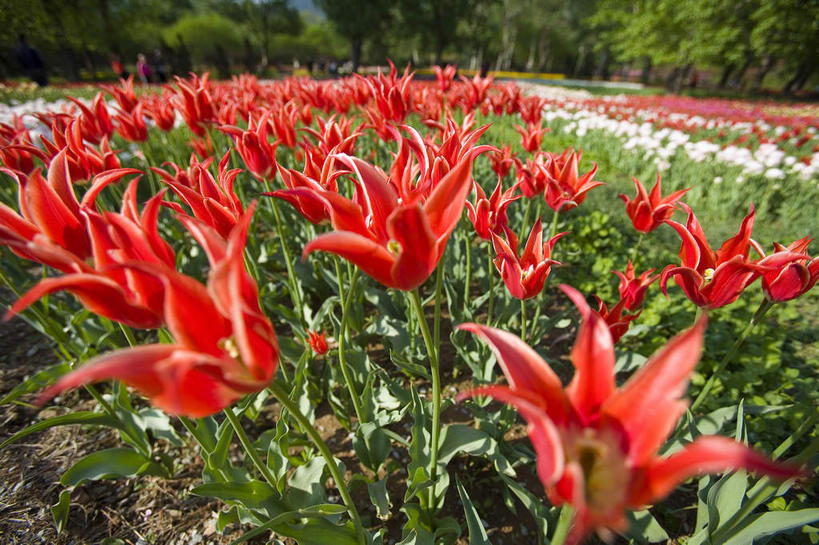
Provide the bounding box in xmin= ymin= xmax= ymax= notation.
xmin=265 ymin=186 xmax=304 ymax=325
xmin=550 ymin=505 xmax=574 ymax=545
xmin=336 ymin=267 xmax=364 ymax=425
xmin=690 ymin=299 xmax=773 ymax=412
xmin=409 ymin=289 xmax=442 ymax=511
xmin=119 ymin=323 xmax=137 ymax=347
xmin=530 ymin=299 xmax=542 ymax=343
xmin=629 ymin=232 xmax=646 ymax=266
xmin=521 ymin=197 xmax=533 ymax=238
xmin=487 ymin=247 xmax=495 ymax=326
xmin=520 ymin=298 xmax=527 ymax=342
xmin=223 ymin=406 xmax=278 ymax=488
xmin=333 ymin=256 xmax=346 ymax=304
xmin=549 ymin=207 xmax=560 ymax=241
xmin=268 ymin=381 xmax=366 ymax=544
xmin=463 ymin=232 xmax=472 ymax=305
xmin=433 ymin=263 xmax=444 ymax=359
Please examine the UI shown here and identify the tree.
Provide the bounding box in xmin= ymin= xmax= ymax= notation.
xmin=316 ymin=0 xmax=392 ymax=71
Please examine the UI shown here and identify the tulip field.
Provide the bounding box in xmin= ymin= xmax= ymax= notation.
xmin=0 ymin=68 xmax=817 ymax=545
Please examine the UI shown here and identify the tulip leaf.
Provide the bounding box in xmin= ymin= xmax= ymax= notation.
xmin=0 ymin=411 xmax=120 ymax=449
xmin=287 ymin=457 xmax=328 ymax=508
xmin=191 ymin=479 xmax=279 ymax=510
xmin=137 ymin=407 xmax=183 ymax=446
xmin=455 ymin=476 xmax=490 ymax=545
xmin=60 ymin=447 xmax=168 ymax=487
xmin=722 ymin=508 xmax=819 ymax=545
xmin=354 ymin=422 xmax=392 ymax=472
xmin=498 ymin=474 xmax=550 ymax=544
xmin=50 ymin=489 xmax=71 ymax=534
xmin=624 ymin=510 xmax=669 ymax=542
xmin=0 ymin=362 xmax=71 ymax=405
xmin=368 ymin=477 xmax=391 ymax=520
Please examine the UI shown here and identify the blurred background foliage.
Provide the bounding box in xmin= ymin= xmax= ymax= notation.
xmin=0 ymin=0 xmax=817 ymax=94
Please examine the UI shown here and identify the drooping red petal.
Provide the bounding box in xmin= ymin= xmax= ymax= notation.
xmin=631 ymin=436 xmax=802 ymax=507
xmin=458 ymin=323 xmax=570 ymax=424
xmin=6 ymin=273 xmax=161 ymax=328
xmin=601 ymin=315 xmax=707 ymax=465
xmin=303 ymin=231 xmax=396 ymax=288
xmin=38 ymin=345 xmax=243 ymax=417
xmin=459 ymin=384 xmax=565 ymax=485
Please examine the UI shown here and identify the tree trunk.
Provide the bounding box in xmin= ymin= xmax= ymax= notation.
xmin=351 ymin=36 xmax=362 ymax=73
xmin=783 ymin=62 xmax=812 ymax=95
xmin=751 ymin=54 xmax=774 ymax=94
xmin=595 ymin=46 xmax=610 ymax=80
xmin=641 ymin=56 xmax=652 ymax=85
xmin=718 ymin=64 xmax=734 ymax=89
xmin=42 ymin=0 xmax=79 ymax=80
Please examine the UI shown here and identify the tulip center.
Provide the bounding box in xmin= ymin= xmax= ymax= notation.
xmin=569 ymin=429 xmax=629 ymax=514
xmin=703 ymin=267 xmax=715 ymax=282
xmin=387 ymin=239 xmax=402 ymax=256
xmin=218 ymin=337 xmax=241 ymax=359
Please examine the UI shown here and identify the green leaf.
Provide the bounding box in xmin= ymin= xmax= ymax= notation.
xmin=60 ymin=447 xmax=168 ymax=487
xmin=353 ymin=422 xmax=392 ymax=472
xmin=368 ymin=477 xmax=391 ymax=520
xmin=624 ymin=510 xmax=669 ymax=543
xmin=0 ymin=411 xmax=120 ymax=449
xmin=138 ymin=407 xmax=183 ymax=446
xmin=191 ymin=480 xmax=279 ymax=510
xmin=499 ymin=474 xmax=550 ymax=544
xmin=455 ymin=477 xmax=490 ymax=545
xmin=614 ymin=350 xmax=647 ymax=374
xmin=51 ymin=489 xmax=70 ymax=534
xmin=723 ymin=508 xmax=819 ymax=545
xmin=0 ymin=362 xmax=71 ymax=405
xmin=287 ymin=457 xmax=328 ymax=508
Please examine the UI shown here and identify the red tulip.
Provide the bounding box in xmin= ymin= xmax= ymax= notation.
xmin=173 ymin=73 xmax=216 ymax=137
xmin=660 ymin=204 xmax=771 ymax=309
xmin=755 ymin=237 xmax=819 ymax=302
xmin=433 ymin=64 xmax=457 ymax=93
xmin=614 ymin=260 xmax=659 ymax=312
xmin=491 ymin=218 xmax=566 ymax=300
xmin=459 ymin=285 xmax=801 ymax=543
xmin=515 ymin=122 xmax=549 ymax=153
xmin=619 ymin=174 xmax=690 ymax=233
xmin=303 ymin=145 xmax=487 ymax=291
xmin=307 ymin=330 xmax=329 ymax=355
xmin=465 ymin=174 xmax=520 ymax=240
xmin=543 ymin=150 xmax=604 ymax=212
xmin=114 ymin=103 xmax=148 ymax=142
xmin=489 ymin=145 xmax=518 ymax=179
xmin=38 ymin=204 xmax=279 ymax=417
xmin=156 ymin=152 xmax=243 ymax=239
xmin=221 ymin=112 xmax=278 ymax=180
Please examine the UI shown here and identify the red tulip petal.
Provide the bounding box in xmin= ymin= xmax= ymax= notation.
xmin=459 ymin=384 xmax=565 ymax=485
xmin=304 ymin=231 xmax=396 ymax=288
xmin=388 ymin=204 xmax=437 ymax=290
xmin=458 ymin=323 xmax=570 ymax=424
xmin=424 ymin=153 xmax=476 ymax=238
xmin=601 ymin=315 xmax=707 ymax=465
xmin=6 ymin=273 xmax=160 ymax=328
xmin=633 ymin=436 xmax=802 ymax=506
xmin=561 ymin=285 xmax=616 ymax=423
xmin=715 ymin=205 xmax=755 ymax=263
xmin=39 ymin=345 xmax=243 ymax=417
